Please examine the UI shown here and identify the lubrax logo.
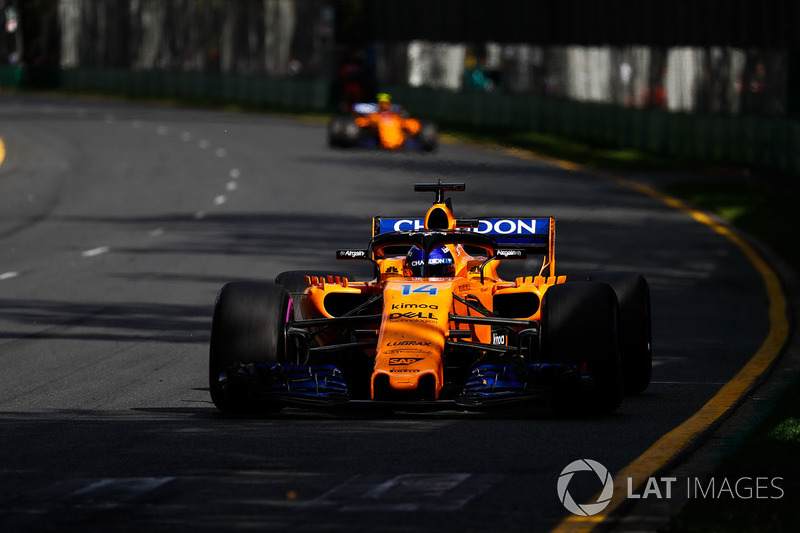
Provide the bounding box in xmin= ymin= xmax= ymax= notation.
xmin=388 ymin=358 xmax=423 ymax=366
xmin=389 ymin=311 xmax=436 ymax=320
xmin=391 ymin=303 xmax=438 ymax=310
xmin=385 ymin=341 xmax=431 ymax=347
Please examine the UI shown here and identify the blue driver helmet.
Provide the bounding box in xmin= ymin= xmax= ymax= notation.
xmin=404 ymin=245 xmax=455 ymax=277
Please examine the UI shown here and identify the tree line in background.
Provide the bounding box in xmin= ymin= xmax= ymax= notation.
xmin=0 ymin=0 xmax=792 ymax=117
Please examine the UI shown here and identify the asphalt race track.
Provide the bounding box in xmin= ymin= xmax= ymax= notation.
xmin=0 ymin=95 xmax=770 ymax=532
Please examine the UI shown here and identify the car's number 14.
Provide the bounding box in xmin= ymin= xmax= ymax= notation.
xmin=399 ymin=284 xmax=438 ymax=296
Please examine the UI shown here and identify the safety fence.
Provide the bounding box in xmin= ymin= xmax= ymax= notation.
xmin=57 ymin=68 xmax=330 ymax=112
xmin=3 ymin=65 xmax=797 ymax=175
xmin=383 ymin=84 xmax=800 ymax=174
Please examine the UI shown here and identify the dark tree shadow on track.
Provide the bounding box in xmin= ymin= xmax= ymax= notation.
xmin=0 ymin=300 xmax=211 ymax=344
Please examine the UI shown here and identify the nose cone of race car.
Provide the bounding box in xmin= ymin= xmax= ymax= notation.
xmin=376 ymin=114 xmax=405 ymax=150
xmin=372 ymin=280 xmax=454 ymax=400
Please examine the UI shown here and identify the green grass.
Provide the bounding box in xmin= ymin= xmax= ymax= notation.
xmin=442 ymin=125 xmax=695 ymax=171
xmin=663 ymin=179 xmax=800 ymax=274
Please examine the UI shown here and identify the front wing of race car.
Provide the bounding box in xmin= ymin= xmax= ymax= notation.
xmin=218 ymin=304 xmax=587 ymax=409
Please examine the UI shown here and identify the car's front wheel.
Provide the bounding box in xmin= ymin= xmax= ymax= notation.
xmin=209 ymin=281 xmax=291 ymax=413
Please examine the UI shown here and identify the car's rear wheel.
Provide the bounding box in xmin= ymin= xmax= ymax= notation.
xmin=565 ymin=271 xmax=652 ymax=394
xmin=209 ymin=281 xmax=291 ymax=413
xmin=541 ymin=282 xmax=623 ymax=415
xmin=327 ymin=115 xmax=347 ymax=147
xmin=418 ymin=120 xmax=438 ymax=152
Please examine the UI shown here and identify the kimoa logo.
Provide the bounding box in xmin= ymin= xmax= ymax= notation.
xmin=557 ymin=459 xmax=614 ymax=516
xmin=392 ymin=303 xmax=438 ymax=309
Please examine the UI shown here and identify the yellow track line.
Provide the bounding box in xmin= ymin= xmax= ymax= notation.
xmin=0 ymin=137 xmax=5 ymax=168
xmin=504 ymin=148 xmax=790 ymax=533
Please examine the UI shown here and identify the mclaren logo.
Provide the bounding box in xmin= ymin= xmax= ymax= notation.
xmin=389 ymin=358 xmax=424 ymax=366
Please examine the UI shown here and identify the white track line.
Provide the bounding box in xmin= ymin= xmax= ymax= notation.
xmin=213 ymin=195 xmax=226 ymax=206
xmin=0 ymin=272 xmax=19 ymax=281
xmin=229 ymin=168 xmax=240 ymax=179
xmin=81 ymin=246 xmax=110 ymax=258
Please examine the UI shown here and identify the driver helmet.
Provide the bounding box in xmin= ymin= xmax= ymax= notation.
xmin=404 ymin=245 xmax=455 ymax=277
xmin=377 ymin=92 xmax=392 ymax=111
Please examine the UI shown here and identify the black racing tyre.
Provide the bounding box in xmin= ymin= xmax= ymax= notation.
xmin=565 ymin=271 xmax=652 ymax=394
xmin=209 ymin=281 xmax=291 ymax=413
xmin=541 ymin=282 xmax=623 ymax=415
xmin=418 ymin=120 xmax=438 ymax=152
xmin=275 ymin=270 xmax=352 ymax=319
xmin=327 ymin=115 xmax=347 ymax=147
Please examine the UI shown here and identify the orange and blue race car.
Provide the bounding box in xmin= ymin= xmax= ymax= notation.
xmin=209 ymin=181 xmax=652 ymax=415
xmin=327 ymin=93 xmax=438 ymax=152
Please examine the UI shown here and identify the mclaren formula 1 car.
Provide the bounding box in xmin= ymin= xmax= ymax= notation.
xmin=209 ymin=182 xmax=652 ymax=415
xmin=327 ymin=95 xmax=438 ymax=152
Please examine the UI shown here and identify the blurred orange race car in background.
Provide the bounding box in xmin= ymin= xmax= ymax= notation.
xmin=328 ymin=93 xmax=438 ymax=152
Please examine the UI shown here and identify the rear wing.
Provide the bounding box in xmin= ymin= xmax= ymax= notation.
xmin=372 ymin=216 xmax=556 ymax=277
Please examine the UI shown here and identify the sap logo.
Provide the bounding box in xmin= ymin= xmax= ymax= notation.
xmin=386 ymin=341 xmax=431 ymax=347
xmin=388 ymin=358 xmax=424 ymax=366
xmin=389 ymin=312 xmax=436 ymax=320
xmin=392 ymin=303 xmax=438 ymax=310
